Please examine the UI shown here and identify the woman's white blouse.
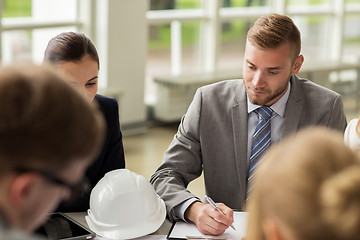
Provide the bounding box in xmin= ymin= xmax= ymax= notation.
xmin=344 ymin=118 xmax=360 ymax=152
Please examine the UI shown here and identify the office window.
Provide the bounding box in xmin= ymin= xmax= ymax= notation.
xmin=288 ymin=0 xmax=329 ymax=6
xmin=1 ymin=30 xmax=31 ymax=63
xmin=2 ymin=0 xmax=31 ymax=17
xmin=294 ymin=16 xmax=329 ymax=61
xmin=218 ymin=19 xmax=254 ymax=71
xmin=222 ymin=0 xmax=270 ymax=7
xmin=180 ymin=22 xmax=201 ymax=73
xmin=32 ymin=0 xmax=77 ymax=21
xmin=147 ymin=24 xmax=171 ymax=103
xmin=146 ymin=21 xmax=201 ymax=103
xmin=343 ymin=14 xmax=360 ymax=62
xmin=146 ymin=0 xmax=360 ymax=121
xmin=1 ymin=0 xmax=31 ymax=64
xmin=1 ymin=0 xmax=79 ymax=65
xmin=150 ymin=0 xmax=202 ymax=10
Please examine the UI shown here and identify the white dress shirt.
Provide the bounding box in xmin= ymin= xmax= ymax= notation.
xmin=247 ymin=82 xmax=291 ymax=160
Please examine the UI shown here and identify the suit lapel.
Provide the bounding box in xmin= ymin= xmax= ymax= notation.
xmin=282 ymin=75 xmax=304 ymax=138
xmin=231 ymin=81 xmax=248 ymax=201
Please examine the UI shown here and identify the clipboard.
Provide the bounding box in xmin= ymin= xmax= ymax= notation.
xmin=166 ymin=221 xmax=186 ymax=240
xmin=166 ymin=211 xmax=248 ymax=240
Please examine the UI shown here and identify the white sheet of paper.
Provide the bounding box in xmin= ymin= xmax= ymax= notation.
xmin=95 ymin=235 xmax=167 ymax=240
xmin=168 ymin=212 xmax=248 ymax=239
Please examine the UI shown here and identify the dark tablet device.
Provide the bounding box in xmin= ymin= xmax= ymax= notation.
xmin=35 ymin=212 xmax=95 ymax=240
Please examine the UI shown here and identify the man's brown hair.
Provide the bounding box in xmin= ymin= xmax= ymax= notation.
xmin=0 ymin=62 xmax=105 ymax=175
xmin=247 ymin=14 xmax=301 ymax=62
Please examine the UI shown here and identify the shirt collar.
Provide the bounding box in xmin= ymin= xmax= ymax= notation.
xmin=247 ymin=81 xmax=291 ymax=118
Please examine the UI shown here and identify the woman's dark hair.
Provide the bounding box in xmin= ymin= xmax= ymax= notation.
xmin=44 ymin=32 xmax=99 ymax=69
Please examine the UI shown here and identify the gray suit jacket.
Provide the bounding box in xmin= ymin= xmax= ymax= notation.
xmin=150 ymin=75 xmax=347 ymax=221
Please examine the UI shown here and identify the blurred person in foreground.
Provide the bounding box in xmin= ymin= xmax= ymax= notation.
xmin=0 ymin=62 xmax=104 ymax=239
xmin=246 ymin=127 xmax=360 ymax=240
xmin=44 ymin=32 xmax=125 ymax=212
xmin=150 ymin=14 xmax=347 ymax=235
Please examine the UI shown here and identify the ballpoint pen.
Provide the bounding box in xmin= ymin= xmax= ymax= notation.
xmin=205 ymin=195 xmax=236 ymax=231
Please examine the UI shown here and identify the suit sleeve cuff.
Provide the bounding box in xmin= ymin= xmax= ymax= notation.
xmin=173 ymin=198 xmax=200 ymax=222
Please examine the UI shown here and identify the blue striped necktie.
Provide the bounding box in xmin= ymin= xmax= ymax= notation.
xmin=247 ymin=106 xmax=273 ymax=198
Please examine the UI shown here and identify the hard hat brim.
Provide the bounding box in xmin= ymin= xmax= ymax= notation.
xmin=85 ymin=197 xmax=166 ymax=239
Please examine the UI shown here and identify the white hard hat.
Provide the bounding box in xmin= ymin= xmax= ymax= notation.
xmin=85 ymin=169 xmax=166 ymax=239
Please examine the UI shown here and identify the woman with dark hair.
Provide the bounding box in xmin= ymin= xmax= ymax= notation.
xmin=44 ymin=32 xmax=125 ymax=212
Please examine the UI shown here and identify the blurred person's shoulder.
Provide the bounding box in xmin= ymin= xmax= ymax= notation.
xmin=0 ymin=228 xmax=45 ymax=240
xmin=0 ymin=216 xmax=44 ymax=240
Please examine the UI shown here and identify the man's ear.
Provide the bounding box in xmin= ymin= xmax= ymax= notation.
xmin=292 ymin=54 xmax=304 ymax=75
xmin=9 ymin=173 xmax=40 ymax=207
xmin=262 ymin=218 xmax=284 ymax=240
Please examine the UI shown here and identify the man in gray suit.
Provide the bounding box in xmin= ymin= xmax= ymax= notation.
xmin=150 ymin=14 xmax=347 ymax=236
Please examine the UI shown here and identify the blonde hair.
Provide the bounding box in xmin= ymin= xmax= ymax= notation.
xmin=247 ymin=14 xmax=301 ymax=62
xmin=246 ymin=127 xmax=360 ymax=240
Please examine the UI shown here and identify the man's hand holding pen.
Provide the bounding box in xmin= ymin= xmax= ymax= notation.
xmin=185 ymin=200 xmax=235 ymax=236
